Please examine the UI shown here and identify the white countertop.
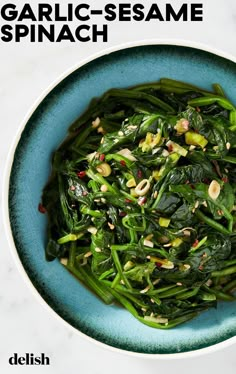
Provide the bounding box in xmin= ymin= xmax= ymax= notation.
xmin=1 ymin=0 xmax=236 ymax=372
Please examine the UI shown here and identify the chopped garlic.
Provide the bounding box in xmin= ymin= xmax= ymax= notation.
xmin=87 ymin=226 xmax=98 ymax=235
xmin=97 ymin=126 xmax=105 ymax=134
xmin=205 ymin=279 xmax=213 ymax=287
xmin=163 ymin=243 xmax=172 ymax=248
xmin=84 ymin=251 xmax=93 ymax=258
xmin=116 ymin=148 xmax=137 ymax=161
xmin=143 ymin=239 xmax=154 ymax=248
xmin=95 ymin=247 xmax=102 ymax=253
xmin=87 ymin=151 xmax=98 ymax=162
xmin=140 ymin=285 xmax=151 ymax=294
xmin=91 ymin=117 xmax=100 ymax=128
xmin=162 ymin=149 xmax=169 ymax=157
xmin=60 ymin=258 xmax=68 ymax=266
xmin=152 ymin=147 xmax=161 ymax=155
xmin=108 ymin=222 xmax=115 ymax=230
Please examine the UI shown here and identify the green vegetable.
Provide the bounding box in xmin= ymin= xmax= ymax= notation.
xmin=41 ymin=79 xmax=236 ymax=329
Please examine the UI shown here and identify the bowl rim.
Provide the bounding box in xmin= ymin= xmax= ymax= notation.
xmin=2 ymin=38 xmax=236 ymax=359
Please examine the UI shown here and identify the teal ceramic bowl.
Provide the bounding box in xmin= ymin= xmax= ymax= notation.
xmin=5 ymin=44 xmax=236 ymax=356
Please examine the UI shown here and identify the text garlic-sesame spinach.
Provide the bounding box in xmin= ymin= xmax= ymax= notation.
xmin=41 ymin=78 xmax=236 ymax=329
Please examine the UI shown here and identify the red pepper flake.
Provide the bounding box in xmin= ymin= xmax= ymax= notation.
xmin=203 ymin=178 xmax=210 ymax=185
xmin=196 ymin=107 xmax=201 ymax=113
xmin=198 ymin=265 xmax=204 ymax=271
xmin=222 ymin=177 xmax=228 ymax=183
xmin=125 ymin=198 xmax=132 ymax=203
xmin=119 ymin=211 xmax=127 ymax=217
xmin=99 ymin=153 xmax=105 ymax=162
xmin=120 ymin=160 xmax=126 ymax=167
xmin=189 ymin=184 xmax=195 ymax=190
xmin=82 ymin=191 xmax=88 ymax=196
xmin=137 ymin=170 xmax=143 ymax=179
xmin=70 ymin=185 xmax=76 ymax=191
xmin=138 ymin=197 xmax=147 ymax=206
xmin=155 ymin=262 xmax=162 ymax=268
xmin=38 ymin=203 xmax=46 ymax=214
xmin=75 ymin=123 xmax=86 ymax=134
xmin=77 ymin=171 xmax=86 ymax=178
xmin=192 ymin=239 xmax=199 ymax=248
xmin=168 ymin=144 xmax=173 ymax=152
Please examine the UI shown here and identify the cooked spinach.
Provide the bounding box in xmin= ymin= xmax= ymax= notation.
xmin=41 ymin=78 xmax=236 ymax=329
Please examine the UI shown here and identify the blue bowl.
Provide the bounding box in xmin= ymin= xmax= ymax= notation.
xmin=7 ymin=44 xmax=236 ymax=356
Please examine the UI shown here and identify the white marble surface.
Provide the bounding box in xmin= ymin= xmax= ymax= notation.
xmin=1 ymin=0 xmax=236 ymax=372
